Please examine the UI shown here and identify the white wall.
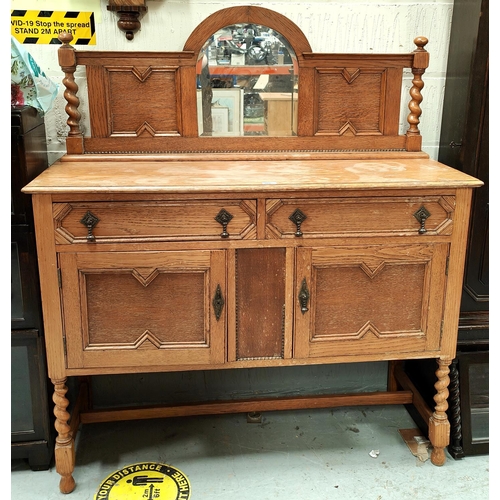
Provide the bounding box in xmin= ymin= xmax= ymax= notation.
xmin=13 ymin=0 xmax=454 ymax=164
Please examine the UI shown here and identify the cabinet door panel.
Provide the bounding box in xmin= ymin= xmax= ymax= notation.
xmin=60 ymin=250 xmax=226 ymax=369
xmin=233 ymin=248 xmax=288 ymax=360
xmin=294 ymin=244 xmax=448 ymax=359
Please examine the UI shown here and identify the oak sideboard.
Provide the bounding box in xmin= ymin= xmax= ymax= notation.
xmin=22 ymin=6 xmax=483 ymax=493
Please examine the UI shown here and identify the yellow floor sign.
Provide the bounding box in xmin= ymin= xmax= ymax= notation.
xmin=94 ymin=462 xmax=191 ymax=500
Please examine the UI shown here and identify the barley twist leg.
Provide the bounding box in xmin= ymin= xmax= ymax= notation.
xmin=429 ymin=358 xmax=451 ymax=466
xmin=52 ymin=378 xmax=76 ymax=493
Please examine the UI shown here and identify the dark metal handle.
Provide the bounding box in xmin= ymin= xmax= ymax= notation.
xmin=215 ymin=208 xmax=233 ymax=238
xmin=413 ymin=206 xmax=431 ymax=234
xmin=289 ymin=208 xmax=307 ymax=237
xmin=80 ymin=210 xmax=99 ymax=242
xmin=298 ymin=278 xmax=310 ymax=314
xmin=212 ymin=284 xmax=225 ymax=321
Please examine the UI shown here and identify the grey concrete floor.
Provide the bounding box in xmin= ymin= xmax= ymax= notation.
xmin=11 ymin=406 xmax=489 ymax=499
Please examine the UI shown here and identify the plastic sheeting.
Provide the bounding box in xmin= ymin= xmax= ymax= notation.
xmin=11 ymin=36 xmax=58 ymax=116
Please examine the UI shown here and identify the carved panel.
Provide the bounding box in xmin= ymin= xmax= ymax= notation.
xmin=84 ymin=271 xmax=206 ymax=346
xmin=294 ymin=243 xmax=448 ymax=359
xmin=316 ymin=69 xmax=385 ymax=135
xmin=57 ymin=5 xmax=428 ymax=154
xmin=265 ymin=196 xmax=454 ymax=239
xmin=313 ymin=263 xmax=425 ymax=338
xmin=60 ymin=250 xmax=226 ymax=369
xmin=106 ymin=66 xmax=179 ymax=136
xmin=53 ymin=200 xmax=257 ymax=243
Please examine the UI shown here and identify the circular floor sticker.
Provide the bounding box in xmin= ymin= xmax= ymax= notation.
xmin=94 ymin=462 xmax=191 ymax=500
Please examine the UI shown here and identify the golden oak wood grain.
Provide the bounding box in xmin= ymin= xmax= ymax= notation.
xmin=56 ymin=6 xmax=429 ymax=153
xmin=266 ymin=196 xmax=454 ymax=239
xmin=235 ymin=248 xmax=286 ymax=360
xmin=23 ymin=158 xmax=482 ymax=194
xmin=294 ymin=243 xmax=447 ymax=359
xmin=59 ymin=250 xmax=226 ymax=369
xmin=31 ymin=195 xmax=67 ymax=380
xmin=441 ymin=188 xmax=474 ymax=356
xmin=27 ymin=7 xmax=484 ymax=492
xmin=53 ymin=199 xmax=257 ymax=243
xmin=79 ymin=390 xmax=414 ymax=424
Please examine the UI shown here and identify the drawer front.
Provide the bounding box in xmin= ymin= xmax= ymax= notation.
xmin=266 ymin=196 xmax=454 ymax=239
xmin=54 ymin=200 xmax=257 ymax=243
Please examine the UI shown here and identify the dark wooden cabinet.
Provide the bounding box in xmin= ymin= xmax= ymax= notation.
xmin=404 ymin=0 xmax=488 ymax=457
xmin=11 ymin=105 xmax=54 ymax=470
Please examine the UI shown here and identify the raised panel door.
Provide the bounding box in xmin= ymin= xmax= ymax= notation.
xmin=294 ymin=243 xmax=448 ymax=359
xmin=59 ymin=250 xmax=226 ymax=370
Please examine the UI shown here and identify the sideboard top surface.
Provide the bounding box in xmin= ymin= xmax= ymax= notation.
xmin=23 ymin=158 xmax=482 ymax=195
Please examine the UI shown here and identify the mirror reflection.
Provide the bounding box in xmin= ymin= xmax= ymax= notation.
xmin=197 ymin=23 xmax=298 ymax=137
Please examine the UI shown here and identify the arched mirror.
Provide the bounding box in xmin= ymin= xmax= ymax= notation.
xmin=196 ymin=23 xmax=298 ymax=137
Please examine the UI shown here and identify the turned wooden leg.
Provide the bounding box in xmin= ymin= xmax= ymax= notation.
xmin=52 ymin=378 xmax=76 ymax=494
xmin=428 ymin=358 xmax=451 ymax=466
xmin=448 ymin=358 xmax=465 ymax=459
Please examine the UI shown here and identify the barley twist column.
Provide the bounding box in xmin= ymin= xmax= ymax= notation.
xmin=52 ymin=378 xmax=76 ymax=494
xmin=407 ymin=68 xmax=425 ymax=133
xmin=429 ymin=358 xmax=451 ymax=466
xmin=448 ymin=358 xmax=465 ymax=458
xmin=58 ymin=32 xmax=84 ymax=153
xmin=406 ymin=36 xmax=428 ymax=151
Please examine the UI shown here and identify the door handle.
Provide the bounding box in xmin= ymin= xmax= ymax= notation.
xmin=298 ymin=278 xmax=310 ymax=314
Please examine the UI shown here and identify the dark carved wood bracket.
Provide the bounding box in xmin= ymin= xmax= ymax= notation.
xmin=107 ymin=1 xmax=148 ymax=40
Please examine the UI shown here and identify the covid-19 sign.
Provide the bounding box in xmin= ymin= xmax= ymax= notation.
xmin=11 ymin=10 xmax=96 ymax=45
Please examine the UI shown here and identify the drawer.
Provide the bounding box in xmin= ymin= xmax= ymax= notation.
xmin=54 ymin=200 xmax=257 ymax=243
xmin=266 ymin=196 xmax=454 ymax=239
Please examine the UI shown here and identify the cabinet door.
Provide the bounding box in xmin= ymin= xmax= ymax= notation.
xmin=294 ymin=243 xmax=448 ymax=359
xmin=59 ymin=250 xmax=226 ymax=369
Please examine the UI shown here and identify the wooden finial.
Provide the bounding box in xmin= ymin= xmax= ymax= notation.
xmin=58 ymin=32 xmax=74 ymax=45
xmin=413 ymin=36 xmax=429 ymax=52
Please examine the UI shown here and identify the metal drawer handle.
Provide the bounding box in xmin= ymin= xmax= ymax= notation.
xmin=289 ymin=208 xmax=307 ymax=237
xmin=413 ymin=206 xmax=431 ymax=234
xmin=212 ymin=284 xmax=225 ymax=321
xmin=215 ymin=208 xmax=233 ymax=238
xmin=298 ymin=278 xmax=310 ymax=314
xmin=80 ymin=211 xmax=99 ymax=242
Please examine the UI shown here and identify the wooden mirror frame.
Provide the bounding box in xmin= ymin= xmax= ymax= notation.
xmin=58 ymin=5 xmax=429 ymax=158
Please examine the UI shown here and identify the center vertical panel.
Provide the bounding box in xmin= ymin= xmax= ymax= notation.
xmin=234 ymin=248 xmax=287 ymax=360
